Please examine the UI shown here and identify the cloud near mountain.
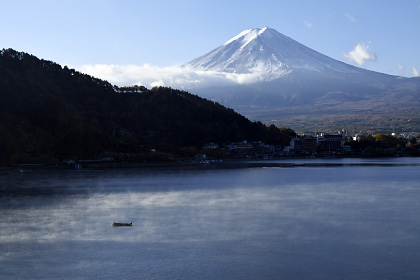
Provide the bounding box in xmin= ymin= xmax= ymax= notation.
xmin=344 ymin=42 xmax=376 ymax=67
xmin=413 ymin=66 xmax=419 ymax=77
xmin=79 ymin=64 xmax=268 ymax=89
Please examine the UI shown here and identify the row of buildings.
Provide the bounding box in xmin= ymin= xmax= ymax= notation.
xmin=285 ymin=133 xmax=347 ymax=155
xmin=204 ymin=133 xmax=347 ymax=158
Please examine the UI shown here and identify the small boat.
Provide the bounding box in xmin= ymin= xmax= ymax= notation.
xmin=111 ymin=222 xmax=132 ymax=227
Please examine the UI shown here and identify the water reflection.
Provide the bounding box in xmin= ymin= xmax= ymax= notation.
xmin=1 ymin=159 xmax=420 ymax=279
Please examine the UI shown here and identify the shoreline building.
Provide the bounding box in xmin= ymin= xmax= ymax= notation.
xmin=317 ymin=133 xmax=344 ymax=153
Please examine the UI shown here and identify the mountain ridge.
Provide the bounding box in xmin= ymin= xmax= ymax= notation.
xmin=183 ymin=27 xmax=420 ymax=133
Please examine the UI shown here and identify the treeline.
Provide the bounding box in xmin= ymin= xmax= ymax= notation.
xmin=0 ymin=48 xmax=295 ymax=165
xmin=348 ymin=134 xmax=420 ymax=156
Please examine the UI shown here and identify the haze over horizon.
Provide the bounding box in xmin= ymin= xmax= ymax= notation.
xmin=1 ymin=0 xmax=420 ymax=89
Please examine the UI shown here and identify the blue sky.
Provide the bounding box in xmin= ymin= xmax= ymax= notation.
xmin=1 ymin=0 xmax=420 ymax=84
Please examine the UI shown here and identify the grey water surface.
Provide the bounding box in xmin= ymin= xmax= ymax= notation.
xmin=1 ymin=158 xmax=420 ymax=279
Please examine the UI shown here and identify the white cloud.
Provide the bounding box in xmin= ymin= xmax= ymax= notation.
xmin=397 ymin=63 xmax=405 ymax=76
xmin=396 ymin=64 xmax=419 ymax=77
xmin=344 ymin=42 xmax=376 ymax=67
xmin=345 ymin=13 xmax=356 ymax=22
xmin=413 ymin=66 xmax=419 ymax=77
xmin=78 ymin=64 xmax=280 ymax=90
xmin=303 ymin=21 xmax=313 ymax=28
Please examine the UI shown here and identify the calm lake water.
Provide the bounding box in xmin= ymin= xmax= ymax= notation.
xmin=1 ymin=158 xmax=420 ymax=279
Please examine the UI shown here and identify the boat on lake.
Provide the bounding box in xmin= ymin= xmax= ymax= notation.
xmin=111 ymin=222 xmax=132 ymax=227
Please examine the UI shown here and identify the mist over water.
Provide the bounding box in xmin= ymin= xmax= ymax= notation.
xmin=1 ymin=158 xmax=420 ymax=279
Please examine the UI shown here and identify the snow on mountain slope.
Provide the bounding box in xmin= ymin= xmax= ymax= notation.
xmin=181 ymin=27 xmax=420 ymax=133
xmin=184 ymin=27 xmax=358 ymax=76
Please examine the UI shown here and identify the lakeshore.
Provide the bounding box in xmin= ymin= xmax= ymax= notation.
xmin=2 ymin=155 xmax=420 ymax=175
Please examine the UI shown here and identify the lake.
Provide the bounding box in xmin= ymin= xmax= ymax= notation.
xmin=1 ymin=158 xmax=420 ymax=279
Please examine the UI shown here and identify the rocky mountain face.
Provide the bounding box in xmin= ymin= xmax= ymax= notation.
xmin=184 ymin=27 xmax=420 ymax=133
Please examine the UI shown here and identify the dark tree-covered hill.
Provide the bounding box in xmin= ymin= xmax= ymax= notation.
xmin=0 ymin=48 xmax=295 ymax=164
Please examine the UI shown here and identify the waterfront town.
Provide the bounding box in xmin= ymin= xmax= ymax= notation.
xmin=73 ymin=130 xmax=420 ymax=169
xmin=9 ymin=130 xmax=419 ymax=171
xmin=203 ymin=130 xmax=420 ymax=159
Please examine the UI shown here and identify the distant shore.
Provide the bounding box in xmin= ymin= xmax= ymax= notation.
xmin=2 ymin=156 xmax=420 ymax=175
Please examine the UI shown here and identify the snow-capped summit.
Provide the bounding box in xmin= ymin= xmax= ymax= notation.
xmin=185 ymin=27 xmax=354 ymax=75
xmin=182 ymin=27 xmax=420 ymax=133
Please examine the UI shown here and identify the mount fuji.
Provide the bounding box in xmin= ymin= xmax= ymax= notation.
xmin=186 ymin=27 xmax=355 ymax=75
xmin=183 ymin=27 xmax=420 ymax=133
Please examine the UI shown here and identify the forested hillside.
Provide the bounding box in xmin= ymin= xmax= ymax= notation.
xmin=0 ymin=49 xmax=295 ymax=165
